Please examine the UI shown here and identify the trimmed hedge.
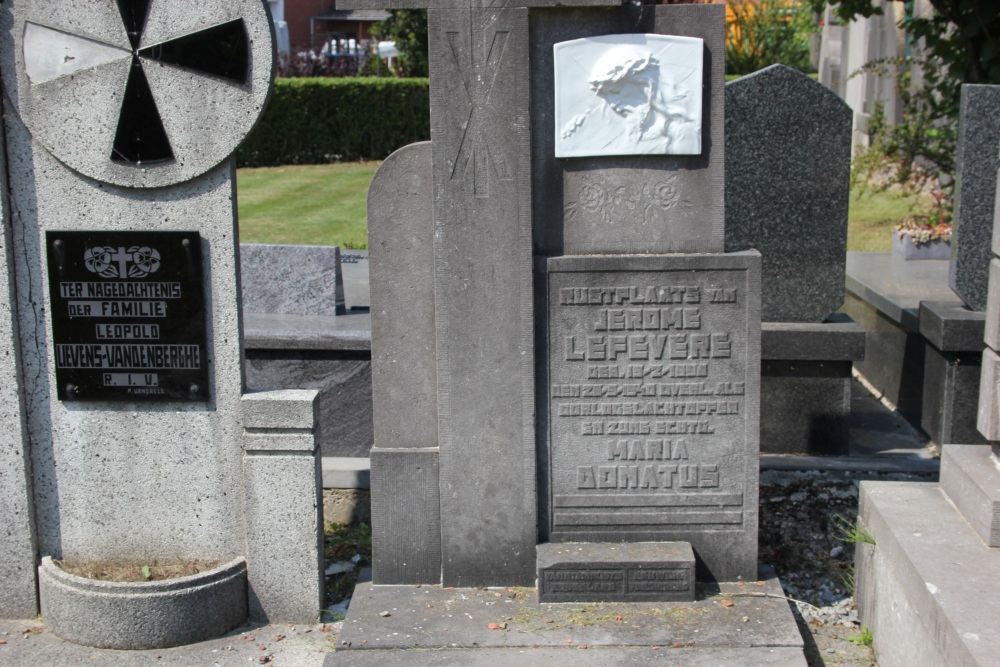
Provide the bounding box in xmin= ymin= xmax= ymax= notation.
xmin=237 ymin=77 xmax=430 ymax=167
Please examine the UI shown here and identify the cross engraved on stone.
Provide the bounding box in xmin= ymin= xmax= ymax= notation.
xmin=446 ymin=28 xmax=512 ymax=198
xmin=21 ymin=0 xmax=250 ymax=167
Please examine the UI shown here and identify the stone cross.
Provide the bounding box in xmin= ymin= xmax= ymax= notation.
xmin=345 ymin=0 xmax=620 ymax=588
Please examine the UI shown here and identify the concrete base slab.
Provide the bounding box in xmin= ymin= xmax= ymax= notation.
xmin=940 ymin=445 xmax=1000 ymax=546
xmin=0 ymin=617 xmax=331 ymax=666
xmin=326 ymin=646 xmax=807 ymax=666
xmin=329 ymin=566 xmax=804 ymax=665
xmin=856 ymin=481 xmax=1000 ymax=667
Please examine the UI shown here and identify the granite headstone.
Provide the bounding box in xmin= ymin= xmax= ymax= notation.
xmin=367 ymin=142 xmax=441 ymax=584
xmin=542 ymin=252 xmax=760 ymax=582
xmin=950 ymin=84 xmax=1000 ymax=311
xmin=240 ymin=244 xmax=346 ymax=317
xmin=725 ymin=64 xmax=852 ymax=323
xmin=532 ymin=6 xmax=726 ymax=255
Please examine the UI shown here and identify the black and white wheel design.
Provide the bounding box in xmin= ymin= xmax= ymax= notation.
xmin=0 ymin=0 xmax=274 ymax=188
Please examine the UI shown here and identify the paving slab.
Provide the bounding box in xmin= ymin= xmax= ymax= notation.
xmin=325 ymin=646 xmax=807 ymax=666
xmin=330 ymin=566 xmax=802 ymax=664
xmin=0 ymin=618 xmax=332 ymax=666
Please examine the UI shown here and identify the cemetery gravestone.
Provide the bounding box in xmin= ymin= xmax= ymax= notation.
xmin=950 ymin=84 xmax=1000 ymax=311
xmin=725 ymin=64 xmax=861 ymax=456
xmin=240 ymin=244 xmax=346 ymax=317
xmin=725 ymin=63 xmax=852 ymax=323
xmin=357 ymin=1 xmax=761 ymax=592
xmin=0 ymin=0 xmax=323 ymax=636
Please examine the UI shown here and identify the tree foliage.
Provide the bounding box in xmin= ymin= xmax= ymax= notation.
xmin=370 ymin=10 xmax=429 ymax=78
xmin=810 ymin=0 xmax=1000 ymax=204
xmin=725 ymin=0 xmax=818 ymax=75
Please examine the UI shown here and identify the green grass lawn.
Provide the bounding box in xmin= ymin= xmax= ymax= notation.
xmin=237 ymin=162 xmax=379 ymax=248
xmin=847 ymin=187 xmax=931 ymax=252
xmin=237 ymin=161 xmax=932 ymax=252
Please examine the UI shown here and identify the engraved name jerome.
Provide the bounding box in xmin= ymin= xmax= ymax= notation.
xmin=548 ymin=269 xmax=749 ymax=534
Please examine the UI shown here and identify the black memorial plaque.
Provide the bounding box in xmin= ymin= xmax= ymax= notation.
xmin=47 ymin=231 xmax=209 ymax=402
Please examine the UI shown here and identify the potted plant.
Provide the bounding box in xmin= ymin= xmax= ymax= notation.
xmin=892 ymin=190 xmax=952 ymax=260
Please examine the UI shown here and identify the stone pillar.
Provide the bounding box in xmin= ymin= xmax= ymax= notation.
xmin=950 ymin=85 xmax=1000 ymax=311
xmin=242 ymin=389 xmax=324 ymax=624
xmin=428 ymin=9 xmax=537 ymax=587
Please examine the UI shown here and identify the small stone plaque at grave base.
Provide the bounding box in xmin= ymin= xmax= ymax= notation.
xmin=537 ymin=542 xmax=695 ymax=603
xmin=543 ymin=253 xmax=760 ymax=583
xmin=46 ymin=231 xmax=209 ymax=402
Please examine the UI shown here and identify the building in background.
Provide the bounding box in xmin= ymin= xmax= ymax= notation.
xmin=266 ymin=0 xmax=290 ymax=56
xmin=274 ymin=1 xmax=387 ymax=54
xmin=818 ymin=0 xmax=933 ymax=148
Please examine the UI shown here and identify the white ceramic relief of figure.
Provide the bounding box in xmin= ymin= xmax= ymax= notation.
xmin=554 ymin=34 xmax=704 ymax=158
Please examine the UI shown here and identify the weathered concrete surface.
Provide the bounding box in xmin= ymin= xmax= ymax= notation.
xmin=39 ymin=557 xmax=247 ymax=650
xmin=0 ymin=617 xmax=332 ymax=666
xmin=856 ymin=481 xmax=1000 ymax=667
xmin=331 ymin=566 xmax=803 ymax=665
xmin=0 ymin=112 xmax=36 ymax=619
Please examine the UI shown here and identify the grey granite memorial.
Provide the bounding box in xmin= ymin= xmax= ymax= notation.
xmin=842 ymin=85 xmax=1000 ymax=448
xmin=726 ymin=64 xmax=863 ymax=456
xmin=334 ymin=3 xmax=803 ymax=664
xmin=240 ymin=243 xmax=374 ymax=459
xmin=0 ymin=0 xmax=324 ymax=644
xmin=950 ymin=84 xmax=1000 ymax=312
xmin=852 ymin=155 xmax=1000 ymax=667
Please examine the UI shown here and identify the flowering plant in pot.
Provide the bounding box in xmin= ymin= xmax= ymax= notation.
xmin=892 ymin=190 xmax=952 ymax=260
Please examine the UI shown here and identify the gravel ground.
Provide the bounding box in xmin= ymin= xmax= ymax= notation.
xmin=759 ymin=467 xmax=938 ymax=667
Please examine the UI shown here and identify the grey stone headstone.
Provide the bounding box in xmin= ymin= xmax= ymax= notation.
xmin=366 ymin=142 xmax=442 ymax=584
xmin=0 ymin=0 xmax=271 ymax=564
xmin=369 ymin=142 xmax=436 ymax=451
xmin=240 ymin=244 xmax=346 ymax=317
xmin=950 ymin=84 xmax=1000 ymax=311
xmin=429 ymin=9 xmax=537 ymax=587
xmin=532 ymin=4 xmax=727 ymax=255
xmin=542 ymin=252 xmax=761 ymax=583
xmin=725 ymin=64 xmax=852 ymax=323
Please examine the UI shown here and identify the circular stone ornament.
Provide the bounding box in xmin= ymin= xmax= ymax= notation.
xmin=0 ymin=0 xmax=274 ymax=189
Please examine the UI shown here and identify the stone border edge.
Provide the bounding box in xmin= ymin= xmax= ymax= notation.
xmin=39 ymin=555 xmax=248 ymax=649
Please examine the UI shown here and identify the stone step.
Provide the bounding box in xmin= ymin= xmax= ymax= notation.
xmin=325 ymin=646 xmax=807 ymax=666
xmin=856 ymin=481 xmax=1000 ymax=667
xmin=940 ymin=445 xmax=1000 ymax=547
xmin=328 ymin=566 xmax=804 ymax=666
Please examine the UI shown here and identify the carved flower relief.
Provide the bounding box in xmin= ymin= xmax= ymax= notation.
xmin=579 ymin=181 xmax=605 ymax=212
xmin=654 ymin=178 xmax=680 ymax=209
xmin=564 ymin=175 xmax=690 ymax=224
